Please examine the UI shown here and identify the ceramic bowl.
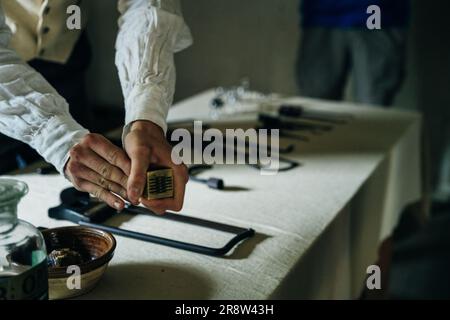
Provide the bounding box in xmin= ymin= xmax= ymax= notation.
xmin=41 ymin=226 xmax=116 ymax=300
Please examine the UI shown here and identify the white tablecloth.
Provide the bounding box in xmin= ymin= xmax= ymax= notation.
xmin=7 ymin=90 xmax=421 ymax=299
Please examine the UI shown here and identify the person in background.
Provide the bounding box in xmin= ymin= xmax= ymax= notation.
xmin=0 ymin=0 xmax=192 ymax=213
xmin=296 ymin=0 xmax=410 ymax=106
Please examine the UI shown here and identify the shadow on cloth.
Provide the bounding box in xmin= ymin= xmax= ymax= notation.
xmin=80 ymin=263 xmax=215 ymax=299
xmin=224 ymin=232 xmax=271 ymax=260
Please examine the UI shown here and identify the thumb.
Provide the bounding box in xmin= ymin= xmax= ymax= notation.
xmin=127 ymin=146 xmax=151 ymax=204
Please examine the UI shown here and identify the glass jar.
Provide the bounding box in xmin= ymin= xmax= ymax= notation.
xmin=0 ymin=179 xmax=48 ymax=300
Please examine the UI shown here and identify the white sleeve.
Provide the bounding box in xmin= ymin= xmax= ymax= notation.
xmin=115 ymin=0 xmax=193 ymax=140
xmin=0 ymin=6 xmax=89 ymax=174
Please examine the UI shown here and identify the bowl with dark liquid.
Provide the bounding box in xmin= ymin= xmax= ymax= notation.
xmin=41 ymin=226 xmax=116 ymax=300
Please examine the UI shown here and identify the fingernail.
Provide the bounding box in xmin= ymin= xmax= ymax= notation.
xmin=114 ymin=201 xmax=122 ymax=210
xmin=131 ymin=187 xmax=141 ymax=198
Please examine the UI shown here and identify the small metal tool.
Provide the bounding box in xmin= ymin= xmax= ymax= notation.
xmin=143 ymin=167 xmax=174 ymax=200
xmin=278 ymin=104 xmax=352 ymax=124
xmin=258 ymin=114 xmax=333 ymax=134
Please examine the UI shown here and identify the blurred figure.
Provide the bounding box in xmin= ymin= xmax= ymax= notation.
xmin=297 ymin=0 xmax=410 ymax=106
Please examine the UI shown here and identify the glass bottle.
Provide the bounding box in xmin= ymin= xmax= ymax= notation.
xmin=0 ymin=179 xmax=48 ymax=300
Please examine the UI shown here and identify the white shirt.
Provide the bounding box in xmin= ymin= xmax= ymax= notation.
xmin=0 ymin=0 xmax=192 ymax=174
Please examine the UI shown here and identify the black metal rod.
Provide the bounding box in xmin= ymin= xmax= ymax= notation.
xmin=78 ymin=221 xmax=254 ymax=257
xmin=124 ymin=206 xmax=247 ymax=234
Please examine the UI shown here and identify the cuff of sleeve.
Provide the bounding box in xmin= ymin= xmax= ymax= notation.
xmin=32 ymin=114 xmax=89 ymax=175
xmin=122 ymin=83 xmax=169 ymax=144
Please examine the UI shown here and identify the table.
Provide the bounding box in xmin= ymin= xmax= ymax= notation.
xmin=7 ymin=89 xmax=422 ymax=299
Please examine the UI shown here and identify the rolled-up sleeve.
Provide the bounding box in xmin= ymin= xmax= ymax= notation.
xmin=0 ymin=6 xmax=89 ymax=174
xmin=115 ymin=0 xmax=193 ymax=140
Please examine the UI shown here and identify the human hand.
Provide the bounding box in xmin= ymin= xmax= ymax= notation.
xmin=124 ymin=120 xmax=188 ymax=214
xmin=65 ymin=133 xmax=131 ymax=210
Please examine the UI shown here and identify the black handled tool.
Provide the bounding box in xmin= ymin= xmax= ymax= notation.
xmin=258 ymin=114 xmax=333 ymax=133
xmin=49 ymin=188 xmax=255 ymax=257
xmin=188 ymin=165 xmax=225 ymax=190
xmin=278 ymin=104 xmax=352 ymax=124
